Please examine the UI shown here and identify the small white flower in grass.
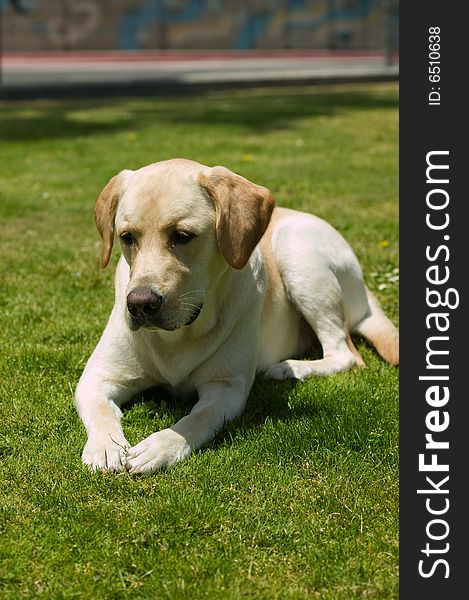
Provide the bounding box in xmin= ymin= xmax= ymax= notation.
xmin=370 ymin=267 xmax=399 ymax=291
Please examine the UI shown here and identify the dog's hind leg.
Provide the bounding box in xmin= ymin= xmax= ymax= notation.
xmin=265 ymin=278 xmax=363 ymax=380
xmin=264 ymin=215 xmax=366 ymax=381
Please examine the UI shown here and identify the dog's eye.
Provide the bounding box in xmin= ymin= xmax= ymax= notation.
xmin=170 ymin=230 xmax=196 ymax=247
xmin=120 ymin=233 xmax=135 ymax=246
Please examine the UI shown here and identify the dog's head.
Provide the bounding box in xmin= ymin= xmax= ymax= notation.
xmin=94 ymin=158 xmax=275 ymax=332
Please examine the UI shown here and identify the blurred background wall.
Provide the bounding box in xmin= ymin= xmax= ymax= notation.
xmin=1 ymin=0 xmax=398 ymax=53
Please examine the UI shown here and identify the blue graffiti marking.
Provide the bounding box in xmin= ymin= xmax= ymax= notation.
xmin=286 ymin=0 xmax=377 ymax=33
xmin=1 ymin=0 xmax=38 ymax=12
xmin=118 ymin=0 xmax=205 ymax=50
xmin=235 ymin=13 xmax=273 ymax=50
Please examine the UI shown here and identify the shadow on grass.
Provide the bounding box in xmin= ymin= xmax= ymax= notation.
xmin=124 ymin=330 xmax=323 ymax=424
xmin=119 ymin=332 xmax=398 ymax=461
xmin=1 ymin=86 xmax=397 ymax=142
xmin=122 ymin=342 xmax=326 ymax=448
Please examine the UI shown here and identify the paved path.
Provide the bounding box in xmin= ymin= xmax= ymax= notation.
xmin=0 ymin=50 xmax=398 ymax=99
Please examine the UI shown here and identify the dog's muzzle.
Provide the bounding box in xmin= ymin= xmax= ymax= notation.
xmin=126 ymin=287 xmax=202 ymax=331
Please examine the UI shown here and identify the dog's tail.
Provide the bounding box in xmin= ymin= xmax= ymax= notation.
xmin=352 ymin=288 xmax=399 ymax=366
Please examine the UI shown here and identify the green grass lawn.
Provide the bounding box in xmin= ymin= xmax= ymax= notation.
xmin=0 ymin=83 xmax=398 ymax=599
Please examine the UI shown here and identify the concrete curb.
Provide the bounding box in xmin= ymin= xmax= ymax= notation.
xmin=0 ymin=53 xmax=399 ymax=100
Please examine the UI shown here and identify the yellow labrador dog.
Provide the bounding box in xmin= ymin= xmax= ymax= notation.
xmin=75 ymin=158 xmax=398 ymax=475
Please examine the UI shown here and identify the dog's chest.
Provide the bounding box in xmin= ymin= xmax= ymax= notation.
xmin=134 ymin=317 xmax=233 ymax=394
xmin=135 ymin=334 xmax=199 ymax=388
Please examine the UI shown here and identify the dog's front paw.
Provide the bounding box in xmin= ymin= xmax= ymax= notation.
xmin=125 ymin=429 xmax=192 ymax=475
xmin=82 ymin=432 xmax=130 ymax=472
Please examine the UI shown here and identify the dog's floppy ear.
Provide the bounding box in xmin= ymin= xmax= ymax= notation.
xmin=94 ymin=170 xmax=131 ymax=269
xmin=199 ymin=166 xmax=275 ymax=269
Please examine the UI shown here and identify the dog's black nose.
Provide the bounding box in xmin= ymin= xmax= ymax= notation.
xmin=127 ymin=287 xmax=163 ymax=319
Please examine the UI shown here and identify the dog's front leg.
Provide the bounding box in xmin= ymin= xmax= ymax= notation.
xmin=75 ymin=368 xmax=142 ymax=472
xmin=125 ymin=379 xmax=248 ymax=475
